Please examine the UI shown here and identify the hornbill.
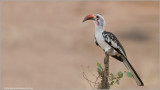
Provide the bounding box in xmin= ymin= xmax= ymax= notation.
xmin=83 ymin=14 xmax=144 ymax=86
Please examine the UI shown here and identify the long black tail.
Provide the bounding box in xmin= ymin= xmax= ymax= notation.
xmin=122 ymin=56 xmax=144 ymax=86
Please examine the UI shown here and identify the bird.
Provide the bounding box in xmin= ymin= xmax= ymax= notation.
xmin=83 ymin=14 xmax=144 ymax=86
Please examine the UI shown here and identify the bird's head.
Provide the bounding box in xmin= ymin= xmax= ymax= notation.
xmin=83 ymin=14 xmax=106 ymax=29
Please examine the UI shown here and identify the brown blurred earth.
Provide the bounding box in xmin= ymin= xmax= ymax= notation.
xmin=1 ymin=1 xmax=159 ymax=89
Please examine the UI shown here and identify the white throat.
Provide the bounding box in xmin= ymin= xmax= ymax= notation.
xmin=94 ymin=21 xmax=105 ymax=34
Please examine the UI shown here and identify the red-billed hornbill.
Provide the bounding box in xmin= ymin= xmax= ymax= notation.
xmin=83 ymin=14 xmax=144 ymax=86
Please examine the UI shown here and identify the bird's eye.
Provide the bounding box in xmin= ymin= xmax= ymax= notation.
xmin=96 ymin=16 xmax=99 ymax=20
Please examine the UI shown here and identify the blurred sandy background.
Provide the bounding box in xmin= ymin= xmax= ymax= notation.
xmin=1 ymin=1 xmax=159 ymax=89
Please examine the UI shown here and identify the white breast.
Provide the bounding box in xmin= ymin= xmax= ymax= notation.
xmin=95 ymin=30 xmax=118 ymax=56
xmin=95 ymin=30 xmax=110 ymax=50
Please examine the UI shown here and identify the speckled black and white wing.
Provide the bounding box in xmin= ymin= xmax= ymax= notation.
xmin=102 ymin=31 xmax=127 ymax=58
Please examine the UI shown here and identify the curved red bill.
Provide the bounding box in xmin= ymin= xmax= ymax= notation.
xmin=83 ymin=14 xmax=95 ymax=22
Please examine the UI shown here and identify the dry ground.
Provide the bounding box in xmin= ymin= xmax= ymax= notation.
xmin=1 ymin=1 xmax=159 ymax=89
